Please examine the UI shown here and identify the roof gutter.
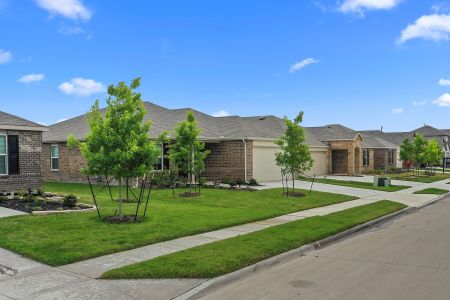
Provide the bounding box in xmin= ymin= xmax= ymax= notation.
xmin=0 ymin=125 xmax=49 ymax=132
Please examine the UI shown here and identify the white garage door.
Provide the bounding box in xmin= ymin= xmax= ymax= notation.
xmin=253 ymin=143 xmax=281 ymax=182
xmin=252 ymin=141 xmax=328 ymax=182
xmin=306 ymin=151 xmax=328 ymax=176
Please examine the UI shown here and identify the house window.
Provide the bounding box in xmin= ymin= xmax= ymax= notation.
xmin=362 ymin=149 xmax=369 ymax=166
xmin=51 ymin=144 xmax=59 ymax=170
xmin=7 ymin=135 xmax=19 ymax=175
xmin=388 ymin=149 xmax=394 ymax=165
xmin=154 ymin=143 xmax=164 ymax=171
xmin=0 ymin=134 xmax=6 ymax=175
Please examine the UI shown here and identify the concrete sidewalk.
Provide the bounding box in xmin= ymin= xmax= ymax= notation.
xmin=0 ymin=206 xmax=27 ymax=218
xmin=58 ymin=197 xmax=381 ymax=278
xmin=0 ymin=247 xmax=205 ymax=300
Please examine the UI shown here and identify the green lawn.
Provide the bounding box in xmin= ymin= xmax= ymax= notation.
xmin=0 ymin=182 xmax=357 ymax=266
xmin=389 ymin=173 xmax=450 ymax=183
xmin=300 ymin=177 xmax=410 ymax=192
xmin=413 ymin=188 xmax=449 ymax=195
xmin=101 ymin=200 xmax=406 ymax=279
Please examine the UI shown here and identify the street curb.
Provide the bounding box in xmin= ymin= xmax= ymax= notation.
xmin=174 ymin=205 xmax=418 ymax=300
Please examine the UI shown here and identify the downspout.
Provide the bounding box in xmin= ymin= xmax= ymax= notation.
xmin=242 ymin=139 xmax=247 ymax=183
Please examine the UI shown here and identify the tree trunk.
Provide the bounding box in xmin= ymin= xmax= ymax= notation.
xmin=292 ymin=171 xmax=295 ymax=195
xmin=118 ymin=177 xmax=123 ymax=216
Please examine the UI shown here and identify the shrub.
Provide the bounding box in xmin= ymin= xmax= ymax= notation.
xmin=236 ymin=178 xmax=246 ymax=187
xmin=198 ymin=176 xmax=206 ymax=187
xmin=249 ymin=178 xmax=259 ymax=186
xmin=63 ymin=194 xmax=78 ymax=208
xmin=0 ymin=196 xmax=7 ymax=202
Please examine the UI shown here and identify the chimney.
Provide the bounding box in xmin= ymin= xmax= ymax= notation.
xmin=380 ymin=126 xmax=383 ymax=133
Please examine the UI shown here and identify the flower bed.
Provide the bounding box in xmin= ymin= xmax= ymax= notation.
xmin=0 ymin=192 xmax=94 ymax=214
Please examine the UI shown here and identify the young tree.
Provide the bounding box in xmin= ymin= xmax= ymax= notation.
xmin=413 ymin=134 xmax=428 ymax=174
xmin=399 ymin=138 xmax=414 ymax=172
xmin=423 ymin=139 xmax=442 ymax=174
xmin=275 ymin=112 xmax=314 ymax=196
xmin=68 ymin=78 xmax=159 ymax=216
xmin=168 ymin=111 xmax=209 ymax=194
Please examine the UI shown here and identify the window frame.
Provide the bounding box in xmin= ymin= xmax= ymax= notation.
xmin=388 ymin=149 xmax=394 ymax=165
xmin=0 ymin=133 xmax=7 ymax=176
xmin=50 ymin=144 xmax=60 ymax=171
xmin=362 ymin=149 xmax=369 ymax=167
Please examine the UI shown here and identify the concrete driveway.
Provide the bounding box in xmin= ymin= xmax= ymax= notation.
xmin=201 ymin=196 xmax=450 ymax=300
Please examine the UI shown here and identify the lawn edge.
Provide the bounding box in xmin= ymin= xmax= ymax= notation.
xmin=173 ymin=205 xmax=416 ymax=300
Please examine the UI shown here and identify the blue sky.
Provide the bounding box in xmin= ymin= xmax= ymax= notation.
xmin=1 ymin=0 xmax=450 ymax=131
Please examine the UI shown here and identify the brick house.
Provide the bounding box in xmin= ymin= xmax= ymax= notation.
xmin=0 ymin=111 xmax=48 ymax=192
xmin=42 ymin=102 xmax=332 ymax=183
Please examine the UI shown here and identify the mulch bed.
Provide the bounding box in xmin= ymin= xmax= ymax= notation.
xmin=102 ymin=215 xmax=141 ymax=224
xmin=179 ymin=192 xmax=201 ymax=197
xmin=282 ymin=192 xmax=306 ymax=197
xmin=0 ymin=198 xmax=81 ymax=213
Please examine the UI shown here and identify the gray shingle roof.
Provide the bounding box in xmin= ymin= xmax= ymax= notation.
xmin=304 ymin=124 xmax=360 ymax=141
xmin=413 ymin=125 xmax=448 ymax=137
xmin=359 ymin=132 xmax=399 ymax=149
xmin=43 ymin=102 xmax=328 ymax=147
xmin=0 ymin=111 xmax=47 ymax=131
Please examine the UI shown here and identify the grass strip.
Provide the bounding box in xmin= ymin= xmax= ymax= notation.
xmin=300 ymin=177 xmax=410 ymax=192
xmin=101 ymin=200 xmax=406 ymax=279
xmin=389 ymin=173 xmax=450 ymax=183
xmin=0 ymin=183 xmax=357 ymax=266
xmin=413 ymin=188 xmax=449 ymax=195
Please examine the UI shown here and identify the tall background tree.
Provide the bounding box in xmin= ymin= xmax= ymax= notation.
xmin=275 ymin=111 xmax=314 ymax=197
xmin=423 ymin=139 xmax=442 ymax=174
xmin=68 ymin=78 xmax=159 ymax=216
xmin=413 ymin=134 xmax=428 ymax=174
xmin=399 ymin=138 xmax=414 ymax=172
xmin=168 ymin=111 xmax=209 ymax=194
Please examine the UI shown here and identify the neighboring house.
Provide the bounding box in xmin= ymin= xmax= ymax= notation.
xmin=360 ymin=125 xmax=450 ymax=169
xmin=42 ymin=102 xmax=331 ymax=183
xmin=0 ymin=111 xmax=48 ymax=192
xmin=359 ymin=132 xmax=400 ymax=172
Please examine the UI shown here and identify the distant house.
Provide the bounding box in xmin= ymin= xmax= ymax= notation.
xmin=0 ymin=111 xmax=48 ymax=192
xmin=361 ymin=125 xmax=450 ymax=169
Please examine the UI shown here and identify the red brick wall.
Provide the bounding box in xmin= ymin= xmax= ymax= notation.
xmin=43 ymin=143 xmax=86 ymax=182
xmin=0 ymin=130 xmax=44 ymax=192
xmin=203 ymin=140 xmax=253 ymax=181
xmin=43 ymin=140 xmax=254 ymax=183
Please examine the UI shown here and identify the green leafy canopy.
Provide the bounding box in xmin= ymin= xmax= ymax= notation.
xmin=68 ymin=77 xmax=160 ymax=179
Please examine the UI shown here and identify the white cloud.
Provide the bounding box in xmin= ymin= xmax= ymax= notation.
xmin=398 ymin=14 xmax=450 ymax=43
xmin=18 ymin=73 xmax=45 ymax=83
xmin=439 ymin=78 xmax=450 ymax=86
xmin=0 ymin=49 xmax=12 ymax=64
xmin=212 ymin=110 xmax=231 ymax=117
xmin=412 ymin=100 xmax=427 ymax=107
xmin=392 ymin=107 xmax=404 ymax=114
xmin=339 ymin=0 xmax=402 ymax=15
xmin=433 ymin=93 xmax=450 ymax=107
xmin=35 ymin=0 xmax=92 ymax=21
xmin=289 ymin=58 xmax=319 ymax=73
xmin=432 ymin=2 xmax=450 ymax=14
xmin=58 ymin=25 xmax=85 ymax=35
xmin=58 ymin=77 xmax=105 ymax=96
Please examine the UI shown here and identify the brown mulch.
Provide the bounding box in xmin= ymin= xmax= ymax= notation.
xmin=102 ymin=215 xmax=141 ymax=224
